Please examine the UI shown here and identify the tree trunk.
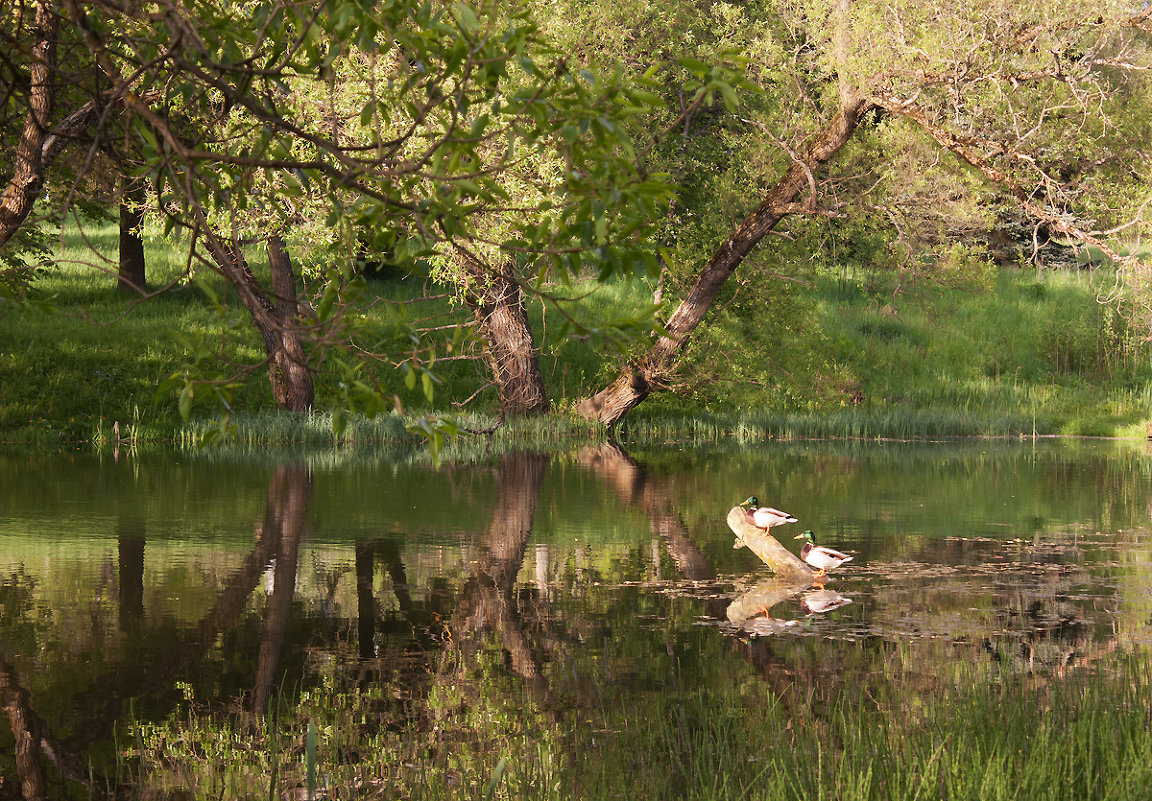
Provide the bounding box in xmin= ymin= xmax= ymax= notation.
xmin=458 ymin=250 xmax=549 ymax=416
xmin=265 ymin=235 xmax=314 ymax=411
xmin=0 ymin=0 xmax=56 ymax=248
xmin=202 ymin=227 xmax=315 ymax=411
xmin=117 ymin=176 xmax=146 ymax=293
xmin=577 ymin=93 xmax=873 ymax=426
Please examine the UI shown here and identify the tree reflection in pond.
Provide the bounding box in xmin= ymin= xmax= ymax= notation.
xmin=0 ymin=441 xmax=1150 ymax=798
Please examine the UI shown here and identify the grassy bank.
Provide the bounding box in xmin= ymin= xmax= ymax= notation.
xmin=2 ymin=222 xmax=1150 ymax=449
xmin=126 ymin=652 xmax=1152 ymax=800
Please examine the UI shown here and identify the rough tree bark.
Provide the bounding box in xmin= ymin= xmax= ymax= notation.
xmin=457 ymin=249 xmax=550 ymax=416
xmin=577 ymin=93 xmax=874 ymax=426
xmin=0 ymin=0 xmax=57 ymax=248
xmin=202 ymin=229 xmax=315 ymax=411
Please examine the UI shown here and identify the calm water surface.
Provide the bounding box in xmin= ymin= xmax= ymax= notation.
xmin=2 ymin=439 xmax=1151 ymax=784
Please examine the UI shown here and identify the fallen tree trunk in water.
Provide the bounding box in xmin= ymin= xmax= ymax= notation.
xmin=727 ymin=506 xmax=814 ymax=583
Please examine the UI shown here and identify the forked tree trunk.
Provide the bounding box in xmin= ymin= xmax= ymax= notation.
xmin=117 ymin=175 xmax=146 ymax=293
xmin=458 ymin=250 xmax=549 ymax=417
xmin=203 ymin=228 xmax=314 ymax=412
xmin=577 ymin=94 xmax=874 ymax=426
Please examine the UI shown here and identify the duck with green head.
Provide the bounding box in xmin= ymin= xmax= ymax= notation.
xmin=793 ymin=530 xmax=853 ymax=577
xmin=738 ymin=496 xmax=798 ymax=533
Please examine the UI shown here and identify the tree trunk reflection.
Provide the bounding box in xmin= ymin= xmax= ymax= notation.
xmin=252 ymin=464 xmax=312 ymax=714
xmin=0 ymin=659 xmax=47 ymax=801
xmin=577 ymin=442 xmax=727 ymax=617
xmin=116 ymin=517 xmax=145 ymax=633
xmin=446 ymin=455 xmax=552 ymax=703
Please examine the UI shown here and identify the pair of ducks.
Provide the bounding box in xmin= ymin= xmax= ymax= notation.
xmin=739 ymin=496 xmax=852 ymax=577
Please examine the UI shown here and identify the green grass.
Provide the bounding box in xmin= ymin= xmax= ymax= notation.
xmin=3 ymin=221 xmax=1152 ymax=449
xmin=125 ymin=651 xmax=1152 ymax=800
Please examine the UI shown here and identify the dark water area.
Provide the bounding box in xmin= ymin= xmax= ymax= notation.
xmin=1 ymin=439 xmax=1151 ymax=793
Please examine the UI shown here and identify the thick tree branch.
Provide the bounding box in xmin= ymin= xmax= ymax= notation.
xmin=873 ymin=93 xmax=1140 ymax=268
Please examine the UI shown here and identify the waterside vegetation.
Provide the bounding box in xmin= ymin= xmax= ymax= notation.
xmin=127 ymin=648 xmax=1152 ymax=800
xmin=3 ymin=224 xmax=1151 ymax=451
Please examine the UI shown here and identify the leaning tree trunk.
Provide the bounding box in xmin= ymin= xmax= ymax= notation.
xmin=117 ymin=174 xmax=146 ymax=293
xmin=202 ymin=228 xmax=314 ymax=412
xmin=457 ymin=249 xmax=549 ymax=417
xmin=577 ymin=93 xmax=874 ymax=426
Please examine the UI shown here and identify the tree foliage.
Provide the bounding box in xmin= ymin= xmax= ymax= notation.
xmin=2 ymin=0 xmax=671 ymax=433
xmin=3 ymin=0 xmax=1150 ymax=435
xmin=572 ymin=0 xmax=1152 ymax=424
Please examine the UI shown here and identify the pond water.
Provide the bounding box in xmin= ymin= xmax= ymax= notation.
xmin=1 ymin=439 xmax=1151 ymax=794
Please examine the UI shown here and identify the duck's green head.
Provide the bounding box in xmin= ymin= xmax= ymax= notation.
xmin=740 ymin=496 xmax=759 ymax=508
xmin=794 ymin=530 xmax=816 ymax=543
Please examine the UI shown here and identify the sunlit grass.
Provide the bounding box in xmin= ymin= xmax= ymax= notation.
xmin=126 ymin=649 xmax=1152 ymax=800
xmin=4 ymin=220 xmax=1152 ymax=449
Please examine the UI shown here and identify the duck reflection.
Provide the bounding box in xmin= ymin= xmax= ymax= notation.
xmin=724 ymin=579 xmax=853 ymax=636
xmin=800 ymin=588 xmax=853 ymax=615
xmin=726 ymin=578 xmax=810 ymax=627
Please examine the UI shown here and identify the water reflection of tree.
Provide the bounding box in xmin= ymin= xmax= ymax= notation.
xmin=0 ymin=658 xmax=47 ymax=800
xmin=251 ymin=464 xmax=312 ymax=713
xmin=0 ymin=463 xmax=317 ymax=798
xmin=441 ymin=454 xmax=553 ymax=707
xmin=576 ymin=443 xmax=725 ymax=614
xmin=116 ymin=514 xmax=145 ymax=633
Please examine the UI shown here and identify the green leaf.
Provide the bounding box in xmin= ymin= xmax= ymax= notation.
xmin=717 ymin=83 xmax=740 ymax=111
xmin=316 ymin=278 xmax=340 ymax=320
xmin=453 ymin=3 xmax=479 ymax=31
xmin=178 ymin=384 xmax=193 ymax=421
xmin=677 ymin=56 xmax=710 ymax=76
xmin=360 ymin=98 xmax=377 ymax=127
xmin=468 ymin=113 xmax=490 ymax=139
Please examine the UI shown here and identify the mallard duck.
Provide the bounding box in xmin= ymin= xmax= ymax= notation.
xmin=738 ymin=496 xmax=798 ymax=533
xmin=793 ymin=530 xmax=852 ymax=577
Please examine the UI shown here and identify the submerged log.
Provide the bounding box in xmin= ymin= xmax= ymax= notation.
xmin=727 ymin=506 xmax=815 ymax=582
xmin=727 ymin=578 xmax=810 ymax=624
